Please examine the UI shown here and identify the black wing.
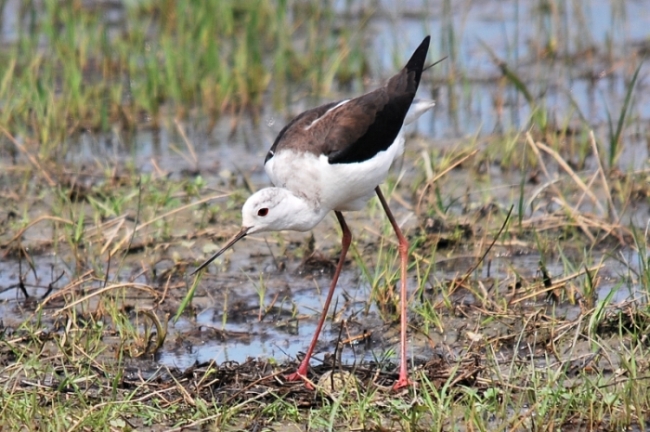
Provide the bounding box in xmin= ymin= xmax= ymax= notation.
xmin=265 ymin=36 xmax=430 ymax=165
xmin=326 ymin=36 xmax=430 ymax=164
xmin=264 ymin=101 xmax=341 ymax=164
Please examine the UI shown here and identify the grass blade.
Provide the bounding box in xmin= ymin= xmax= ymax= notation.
xmin=607 ymin=61 xmax=643 ymax=169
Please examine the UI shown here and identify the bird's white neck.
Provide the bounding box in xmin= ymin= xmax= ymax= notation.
xmin=277 ymin=189 xmax=328 ymax=232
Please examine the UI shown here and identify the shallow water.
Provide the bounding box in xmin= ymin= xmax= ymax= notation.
xmin=2 ymin=218 xmax=644 ymax=370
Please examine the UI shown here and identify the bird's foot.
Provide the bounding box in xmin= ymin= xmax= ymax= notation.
xmin=392 ymin=375 xmax=413 ymax=391
xmin=285 ymin=366 xmax=314 ymax=390
xmin=284 ymin=371 xmax=305 ymax=382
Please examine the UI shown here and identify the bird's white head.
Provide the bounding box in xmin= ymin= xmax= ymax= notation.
xmin=242 ymin=187 xmax=321 ymax=234
xmin=191 ymin=187 xmax=323 ymax=274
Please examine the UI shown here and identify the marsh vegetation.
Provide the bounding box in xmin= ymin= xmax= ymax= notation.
xmin=0 ymin=0 xmax=649 ymax=430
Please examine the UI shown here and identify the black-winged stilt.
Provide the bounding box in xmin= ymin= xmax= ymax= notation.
xmin=193 ymin=36 xmax=432 ymax=390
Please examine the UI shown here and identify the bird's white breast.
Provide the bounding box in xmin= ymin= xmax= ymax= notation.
xmin=264 ymin=131 xmax=405 ymax=212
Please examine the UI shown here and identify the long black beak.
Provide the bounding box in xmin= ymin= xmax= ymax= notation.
xmin=190 ymin=226 xmax=249 ymax=275
xmin=423 ymin=56 xmax=448 ymax=72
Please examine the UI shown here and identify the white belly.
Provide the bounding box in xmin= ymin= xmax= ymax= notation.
xmin=264 ymin=133 xmax=405 ymax=212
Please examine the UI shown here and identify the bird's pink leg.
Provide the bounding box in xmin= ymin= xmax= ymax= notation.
xmin=286 ymin=211 xmax=351 ymax=386
xmin=375 ymin=186 xmax=412 ymax=390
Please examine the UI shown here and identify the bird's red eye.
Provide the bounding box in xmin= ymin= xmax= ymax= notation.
xmin=257 ymin=208 xmax=269 ymax=217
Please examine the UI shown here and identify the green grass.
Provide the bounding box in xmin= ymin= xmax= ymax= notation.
xmin=0 ymin=0 xmax=368 ymax=160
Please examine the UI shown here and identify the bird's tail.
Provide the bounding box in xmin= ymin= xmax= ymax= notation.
xmin=405 ymin=36 xmax=431 ymax=88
